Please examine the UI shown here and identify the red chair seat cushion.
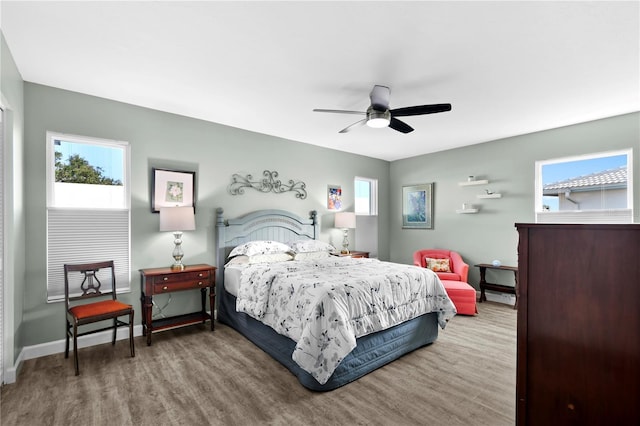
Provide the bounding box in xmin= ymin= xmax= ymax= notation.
xmin=436 ymin=271 xmax=462 ymax=281
xmin=69 ymin=300 xmax=132 ymax=320
xmin=441 ymin=280 xmax=477 ymax=316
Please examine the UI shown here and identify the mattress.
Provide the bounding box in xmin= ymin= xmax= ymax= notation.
xmin=218 ymin=288 xmax=439 ymax=391
xmin=233 ymin=257 xmax=455 ymax=384
xmin=223 ymin=263 xmax=243 ymax=296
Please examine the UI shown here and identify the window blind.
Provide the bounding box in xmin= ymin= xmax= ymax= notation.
xmin=536 ymin=209 xmax=633 ymax=224
xmin=47 ymin=208 xmax=130 ymax=301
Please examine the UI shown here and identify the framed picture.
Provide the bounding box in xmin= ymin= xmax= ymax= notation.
xmin=327 ymin=185 xmax=342 ymax=211
xmin=402 ymin=183 xmax=434 ymax=229
xmin=151 ymin=168 xmax=196 ymax=213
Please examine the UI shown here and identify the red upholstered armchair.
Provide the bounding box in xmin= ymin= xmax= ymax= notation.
xmin=413 ymin=249 xmax=469 ymax=283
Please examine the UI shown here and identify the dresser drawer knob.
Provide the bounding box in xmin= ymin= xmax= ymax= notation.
xmin=163 ymin=286 xmax=168 ymax=291
xmin=163 ymin=277 xmax=168 ymax=281
xmin=198 ymin=273 xmax=203 ymax=277
xmin=198 ymin=281 xmax=203 ymax=286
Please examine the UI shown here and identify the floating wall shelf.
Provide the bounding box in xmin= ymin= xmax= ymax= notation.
xmin=456 ymin=208 xmax=479 ymax=214
xmin=477 ymin=193 xmax=502 ymax=199
xmin=459 ymin=179 xmax=489 ymax=186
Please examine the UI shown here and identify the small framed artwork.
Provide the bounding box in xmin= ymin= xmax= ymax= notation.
xmin=151 ymin=168 xmax=196 ymax=213
xmin=402 ymin=183 xmax=434 ymax=229
xmin=327 ymin=185 xmax=342 ymax=211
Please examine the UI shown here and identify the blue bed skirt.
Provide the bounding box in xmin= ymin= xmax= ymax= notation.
xmin=218 ymin=289 xmax=440 ymax=391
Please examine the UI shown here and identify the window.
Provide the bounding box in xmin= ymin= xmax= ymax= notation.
xmin=535 ymin=149 xmax=633 ymax=223
xmin=354 ymin=177 xmax=379 ymax=257
xmin=354 ymin=177 xmax=378 ymax=216
xmin=46 ymin=132 xmax=131 ymax=301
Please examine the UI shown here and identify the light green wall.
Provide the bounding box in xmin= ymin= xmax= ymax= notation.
xmin=22 ymin=82 xmax=390 ymax=346
xmin=1 ymin=32 xmax=26 ymax=366
xmin=8 ymin=55 xmax=640 ymax=351
xmin=390 ymin=112 xmax=640 ymax=287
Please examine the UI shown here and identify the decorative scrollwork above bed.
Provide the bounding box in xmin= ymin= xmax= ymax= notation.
xmin=227 ymin=170 xmax=307 ymax=199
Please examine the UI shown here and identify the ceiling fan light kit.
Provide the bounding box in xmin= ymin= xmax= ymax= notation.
xmin=366 ymin=107 xmax=391 ymax=128
xmin=314 ymin=85 xmax=451 ymax=134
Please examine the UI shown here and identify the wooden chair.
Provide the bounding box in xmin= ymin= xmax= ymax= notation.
xmin=64 ymin=260 xmax=135 ymax=375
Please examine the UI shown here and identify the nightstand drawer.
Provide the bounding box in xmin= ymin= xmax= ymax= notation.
xmin=152 ymin=270 xmax=210 ymax=284
xmin=349 ymin=252 xmax=369 ymax=258
xmin=332 ymin=251 xmax=370 ymax=259
xmin=153 ymin=279 xmax=208 ymax=293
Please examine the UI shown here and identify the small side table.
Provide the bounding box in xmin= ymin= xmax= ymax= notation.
xmin=333 ymin=251 xmax=370 ymax=258
xmin=140 ymin=264 xmax=216 ymax=345
xmin=476 ymin=263 xmax=519 ymax=309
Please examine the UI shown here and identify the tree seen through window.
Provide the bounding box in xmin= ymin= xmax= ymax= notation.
xmin=54 ymin=151 xmax=122 ymax=186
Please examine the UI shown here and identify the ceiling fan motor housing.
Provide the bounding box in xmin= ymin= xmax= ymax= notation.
xmin=366 ymin=106 xmax=391 ymax=128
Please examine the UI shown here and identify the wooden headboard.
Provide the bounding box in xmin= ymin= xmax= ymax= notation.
xmin=215 ymin=208 xmax=318 ymax=288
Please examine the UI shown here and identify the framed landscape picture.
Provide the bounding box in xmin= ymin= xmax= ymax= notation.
xmin=151 ymin=168 xmax=196 ymax=213
xmin=402 ymin=183 xmax=434 ymax=229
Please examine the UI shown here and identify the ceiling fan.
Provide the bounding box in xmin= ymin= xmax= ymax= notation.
xmin=313 ymin=85 xmax=452 ymax=134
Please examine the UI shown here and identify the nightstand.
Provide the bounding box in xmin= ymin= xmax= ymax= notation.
xmin=333 ymin=251 xmax=370 ymax=258
xmin=140 ymin=264 xmax=216 ymax=345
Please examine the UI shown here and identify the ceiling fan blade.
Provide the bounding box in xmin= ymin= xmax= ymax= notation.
xmin=369 ymin=85 xmax=390 ymax=111
xmin=389 ymin=117 xmax=414 ymax=134
xmin=391 ymin=103 xmax=452 ymax=117
xmin=339 ymin=118 xmax=367 ymax=133
xmin=313 ymin=109 xmax=366 ymax=115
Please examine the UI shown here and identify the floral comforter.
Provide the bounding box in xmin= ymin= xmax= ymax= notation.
xmin=236 ymin=257 xmax=457 ymax=385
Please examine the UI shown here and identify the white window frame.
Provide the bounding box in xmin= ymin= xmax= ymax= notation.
xmin=354 ymin=176 xmax=378 ymax=216
xmin=535 ymin=149 xmax=633 ymax=224
xmin=46 ymin=132 xmax=131 ymax=302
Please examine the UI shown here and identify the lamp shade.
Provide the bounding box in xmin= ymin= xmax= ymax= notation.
xmin=159 ymin=206 xmax=196 ymax=232
xmin=335 ymin=211 xmax=356 ymax=229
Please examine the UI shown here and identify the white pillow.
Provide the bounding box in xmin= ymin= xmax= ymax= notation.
xmin=288 ymin=240 xmax=336 ymax=254
xmin=225 ymin=255 xmax=249 ymax=267
xmin=294 ymin=251 xmax=331 ymax=261
xmin=248 ymin=252 xmax=294 ymax=264
xmin=228 ymin=240 xmax=292 ymax=258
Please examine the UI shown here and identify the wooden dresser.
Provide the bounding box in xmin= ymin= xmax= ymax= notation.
xmin=515 ymin=224 xmax=639 ymax=425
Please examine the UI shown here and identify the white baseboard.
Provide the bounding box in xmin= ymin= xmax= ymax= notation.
xmin=4 ymin=325 xmax=143 ymax=385
xmin=4 ymin=348 xmax=24 ymax=385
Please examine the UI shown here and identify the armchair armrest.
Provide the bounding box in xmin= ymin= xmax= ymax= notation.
xmin=449 ymin=251 xmax=469 ymax=282
xmin=413 ymin=251 xmax=425 ymax=267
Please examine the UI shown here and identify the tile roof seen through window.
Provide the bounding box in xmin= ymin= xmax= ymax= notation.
xmin=543 ymin=166 xmax=627 ymax=192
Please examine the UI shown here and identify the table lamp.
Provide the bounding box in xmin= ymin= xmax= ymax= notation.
xmin=159 ymin=206 xmax=196 ymax=270
xmin=335 ymin=211 xmax=356 ymax=254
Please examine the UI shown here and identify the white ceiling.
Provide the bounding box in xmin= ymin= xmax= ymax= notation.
xmin=2 ymin=1 xmax=639 ymax=161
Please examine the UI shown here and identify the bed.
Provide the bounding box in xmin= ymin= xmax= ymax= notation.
xmin=215 ymin=208 xmax=456 ymax=391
